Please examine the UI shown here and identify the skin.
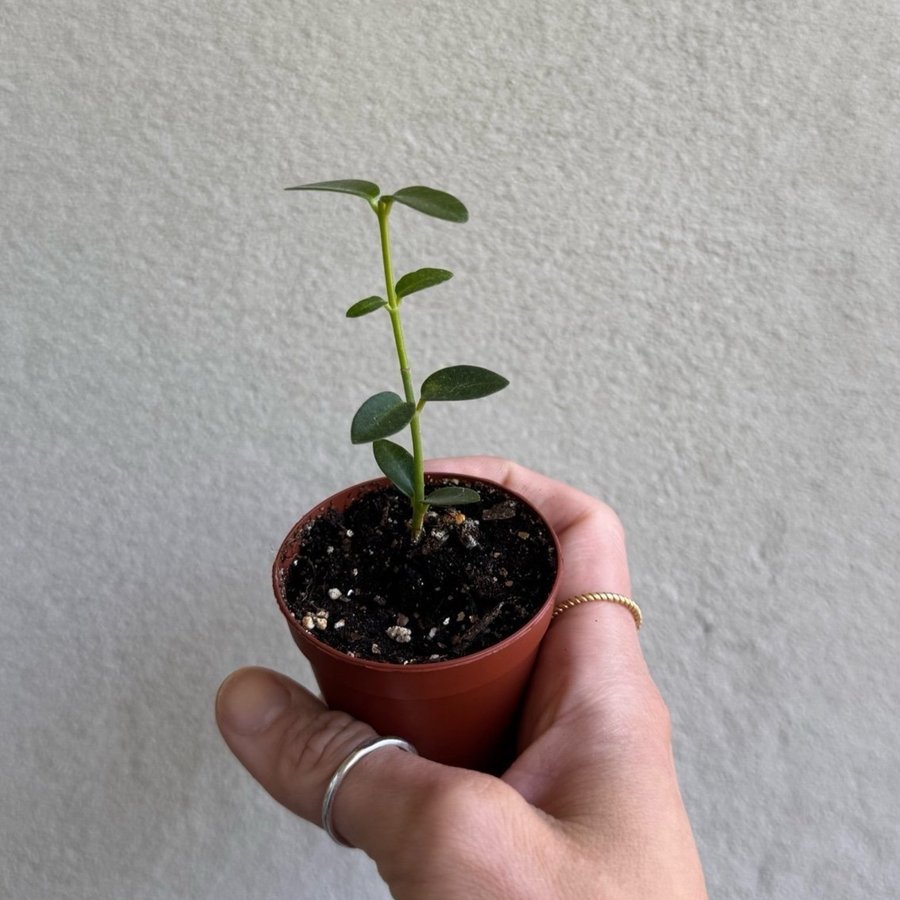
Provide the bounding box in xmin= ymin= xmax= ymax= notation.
xmin=216 ymin=457 xmax=708 ymax=899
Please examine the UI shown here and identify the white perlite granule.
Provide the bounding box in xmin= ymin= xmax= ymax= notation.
xmin=386 ymin=625 xmax=412 ymax=643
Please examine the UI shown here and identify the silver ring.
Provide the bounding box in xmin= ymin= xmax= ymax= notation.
xmin=321 ymin=735 xmax=418 ymax=847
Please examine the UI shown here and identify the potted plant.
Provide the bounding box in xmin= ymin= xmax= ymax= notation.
xmin=272 ymin=180 xmax=562 ymax=771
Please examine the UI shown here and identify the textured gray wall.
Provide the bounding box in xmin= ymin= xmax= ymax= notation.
xmin=2 ymin=2 xmax=898 ymax=898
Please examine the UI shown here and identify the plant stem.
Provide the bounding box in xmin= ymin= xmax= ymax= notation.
xmin=376 ymin=199 xmax=427 ymax=540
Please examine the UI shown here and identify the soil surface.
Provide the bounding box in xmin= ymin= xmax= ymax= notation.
xmin=282 ymin=477 xmax=558 ymax=664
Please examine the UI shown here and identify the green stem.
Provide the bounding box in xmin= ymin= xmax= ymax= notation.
xmin=376 ymin=199 xmax=427 ymax=540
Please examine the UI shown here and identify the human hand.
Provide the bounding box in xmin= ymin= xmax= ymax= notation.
xmin=216 ymin=457 xmax=707 ymax=899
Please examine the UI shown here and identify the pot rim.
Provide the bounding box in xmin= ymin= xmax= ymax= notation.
xmin=272 ymin=471 xmax=562 ymax=672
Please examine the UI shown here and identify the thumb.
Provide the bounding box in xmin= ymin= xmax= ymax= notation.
xmin=214 ymin=666 xmax=462 ymax=859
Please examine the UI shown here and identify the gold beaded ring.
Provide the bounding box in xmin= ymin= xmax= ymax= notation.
xmin=551 ymin=592 xmax=642 ymax=630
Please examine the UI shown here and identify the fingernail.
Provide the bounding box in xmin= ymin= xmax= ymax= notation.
xmin=217 ymin=669 xmax=291 ymax=736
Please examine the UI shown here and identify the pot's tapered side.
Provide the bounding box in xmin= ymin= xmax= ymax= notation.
xmin=273 ymin=474 xmax=562 ymax=771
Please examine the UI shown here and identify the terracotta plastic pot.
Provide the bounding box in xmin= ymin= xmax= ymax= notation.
xmin=273 ymin=473 xmax=562 ymax=771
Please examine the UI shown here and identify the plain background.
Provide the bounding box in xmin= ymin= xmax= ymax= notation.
xmin=2 ymin=2 xmax=898 ymax=898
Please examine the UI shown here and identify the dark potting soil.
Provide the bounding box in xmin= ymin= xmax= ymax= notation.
xmin=282 ymin=478 xmax=558 ymax=664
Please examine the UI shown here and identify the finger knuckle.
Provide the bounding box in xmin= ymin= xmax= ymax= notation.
xmin=593 ymin=676 xmax=673 ymax=755
xmin=280 ymin=708 xmax=371 ymax=782
xmin=596 ymin=501 xmax=627 ymax=543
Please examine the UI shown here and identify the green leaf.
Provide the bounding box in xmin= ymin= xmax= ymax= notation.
xmin=284 ymin=179 xmax=380 ymax=201
xmin=373 ymin=440 xmax=415 ymax=497
xmin=420 ymin=366 xmax=509 ymax=402
xmin=346 ymin=296 xmax=387 ymax=318
xmin=351 ymin=392 xmax=416 ymax=444
xmin=395 ymin=268 xmax=453 ymax=299
xmin=385 ymin=186 xmax=468 ymax=223
xmin=424 ymin=486 xmax=481 ymax=506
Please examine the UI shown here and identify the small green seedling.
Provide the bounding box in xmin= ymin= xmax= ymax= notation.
xmin=286 ymin=179 xmax=508 ymax=541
